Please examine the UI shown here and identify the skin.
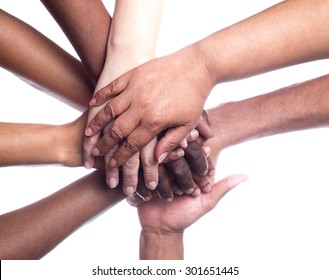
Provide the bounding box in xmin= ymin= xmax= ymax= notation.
xmin=85 ymin=0 xmax=329 ymax=167
xmin=135 ymin=72 xmax=329 ymax=259
xmin=41 ymin=0 xmax=210 ymax=195
xmin=0 ymin=4 xmax=216 ymax=259
xmin=40 ymin=0 xmax=111 ymax=85
xmin=0 ymin=4 xmax=209 ymax=197
xmin=83 ymin=0 xmax=165 ymax=196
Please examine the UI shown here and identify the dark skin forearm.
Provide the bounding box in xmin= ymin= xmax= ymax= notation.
xmin=0 ymin=9 xmax=93 ymax=111
xmin=0 ymin=170 xmax=125 ymax=260
xmin=40 ymin=0 xmax=111 ymax=84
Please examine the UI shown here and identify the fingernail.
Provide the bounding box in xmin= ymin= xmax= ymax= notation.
xmin=176 ymin=149 xmax=185 ymax=158
xmin=107 ymin=178 xmax=117 ymax=188
xmin=185 ymin=188 xmax=194 ymax=195
xmin=125 ymin=187 xmax=135 ymax=196
xmin=158 ymin=152 xmax=168 ymax=164
xmin=203 ymin=183 xmax=211 ymax=192
xmin=85 ymin=127 xmax=93 ymax=136
xmin=109 ymin=158 xmax=117 ymax=168
xmin=193 ymin=188 xmax=201 ymax=197
xmin=84 ymin=161 xmax=91 ymax=169
xmin=190 ymin=129 xmax=199 ymax=140
xmin=92 ymin=147 xmax=100 ymax=156
xmin=148 ymin=181 xmax=157 ymax=190
xmin=89 ymin=98 xmax=96 ymax=106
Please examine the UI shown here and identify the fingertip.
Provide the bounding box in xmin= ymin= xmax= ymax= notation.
xmin=85 ymin=127 xmax=93 ymax=136
xmin=89 ymin=97 xmax=96 ymax=106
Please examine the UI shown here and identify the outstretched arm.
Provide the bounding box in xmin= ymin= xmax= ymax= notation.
xmin=0 ymin=170 xmax=125 ymax=259
xmin=40 ymin=0 xmax=111 ymax=85
xmin=86 ymin=0 xmax=329 ymax=166
xmin=0 ymin=8 xmax=93 ymax=111
xmin=206 ymin=73 xmax=329 ymax=159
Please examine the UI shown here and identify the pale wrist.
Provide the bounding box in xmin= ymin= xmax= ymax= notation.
xmin=140 ymin=228 xmax=184 ymax=260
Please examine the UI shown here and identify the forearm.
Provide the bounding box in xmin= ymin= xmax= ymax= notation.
xmin=0 ymin=122 xmax=70 ymax=166
xmin=139 ymin=229 xmax=184 ymax=260
xmin=0 ymin=170 xmax=125 ymax=259
xmin=207 ymin=73 xmax=329 ymax=153
xmin=96 ymin=0 xmax=164 ymax=89
xmin=40 ymin=0 xmax=111 ymax=84
xmin=0 ymin=9 xmax=93 ymax=111
xmin=195 ymin=0 xmax=329 ymax=85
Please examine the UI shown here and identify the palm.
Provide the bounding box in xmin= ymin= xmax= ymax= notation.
xmin=137 ymin=175 xmax=247 ymax=233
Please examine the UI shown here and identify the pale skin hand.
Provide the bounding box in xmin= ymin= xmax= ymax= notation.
xmin=86 ymin=0 xmax=329 ymax=168
xmin=134 ymin=174 xmax=248 ymax=260
xmin=83 ymin=0 xmax=164 ymax=196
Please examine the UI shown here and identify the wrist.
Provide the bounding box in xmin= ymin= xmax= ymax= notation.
xmin=140 ymin=228 xmax=184 ymax=260
xmin=58 ymin=114 xmax=87 ymax=167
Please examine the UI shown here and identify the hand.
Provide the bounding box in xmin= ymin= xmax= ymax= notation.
xmin=85 ymin=45 xmax=216 ymax=167
xmin=130 ymin=174 xmax=248 ymax=233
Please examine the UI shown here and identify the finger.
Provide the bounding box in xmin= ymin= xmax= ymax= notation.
xmin=104 ymin=144 xmax=119 ymax=188
xmin=185 ymin=129 xmax=199 ymax=143
xmin=91 ymin=111 xmax=139 ymax=157
xmin=164 ymin=157 xmax=194 ymax=195
xmin=135 ymin=169 xmax=152 ymax=201
xmin=86 ymin=94 xmax=130 ymax=137
xmin=184 ymin=141 xmax=208 ymax=176
xmin=196 ymin=110 xmax=215 ymax=140
xmin=126 ymin=192 xmax=144 ymax=207
xmin=89 ymin=72 xmax=132 ymax=106
xmin=111 ymin=126 xmax=158 ymax=167
xmin=122 ymin=152 xmax=140 ymax=196
xmin=141 ymin=138 xmax=158 ymax=190
xmin=83 ymin=133 xmax=100 ymax=169
xmin=162 ymin=148 xmax=184 ymax=163
xmin=210 ymin=174 xmax=248 ymax=203
xmin=156 ymin=165 xmax=174 ymax=201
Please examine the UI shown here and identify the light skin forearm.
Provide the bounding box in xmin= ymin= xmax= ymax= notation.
xmin=196 ymin=0 xmax=329 ymax=85
xmin=97 ymin=0 xmax=164 ymax=89
xmin=0 ymin=170 xmax=125 ymax=259
xmin=207 ymin=73 xmax=329 ymax=154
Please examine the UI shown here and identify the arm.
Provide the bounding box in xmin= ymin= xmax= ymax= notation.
xmin=0 ymin=170 xmax=125 ymax=259
xmin=83 ymin=0 xmax=164 ymax=196
xmin=0 ymin=6 xmax=208 ymax=196
xmin=206 ymin=73 xmax=329 ymax=159
xmin=86 ymin=0 xmax=329 ymax=166
xmin=134 ymin=175 xmax=247 ymax=260
xmin=0 ymin=8 xmax=93 ymax=111
xmin=40 ymin=0 xmax=111 ymax=84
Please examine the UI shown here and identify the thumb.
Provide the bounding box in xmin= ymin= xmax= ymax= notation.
xmin=210 ymin=174 xmax=249 ymax=204
xmin=155 ymin=126 xmax=192 ymax=163
xmin=89 ymin=71 xmax=132 ymax=106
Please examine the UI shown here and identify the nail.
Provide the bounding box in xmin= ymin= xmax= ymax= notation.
xmin=148 ymin=181 xmax=157 ymax=190
xmin=107 ymin=178 xmax=117 ymax=188
xmin=125 ymin=187 xmax=135 ymax=196
xmin=85 ymin=127 xmax=93 ymax=136
xmin=89 ymin=98 xmax=96 ymax=106
xmin=158 ymin=152 xmax=168 ymax=164
xmin=109 ymin=158 xmax=117 ymax=168
xmin=92 ymin=147 xmax=100 ymax=156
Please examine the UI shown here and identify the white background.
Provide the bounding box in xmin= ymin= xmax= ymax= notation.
xmin=1 ymin=1 xmax=329 ymax=279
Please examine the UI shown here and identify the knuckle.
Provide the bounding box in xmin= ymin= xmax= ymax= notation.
xmin=109 ymin=125 xmax=124 ymax=142
xmin=124 ymin=137 xmax=140 ymax=154
xmin=171 ymin=159 xmax=190 ymax=178
xmin=103 ymin=102 xmax=116 ymax=120
xmin=148 ymin=115 xmax=164 ymax=133
xmin=123 ymin=154 xmax=140 ymax=169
